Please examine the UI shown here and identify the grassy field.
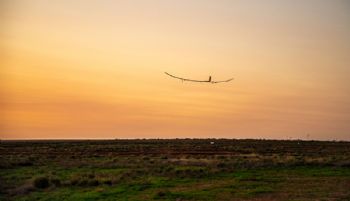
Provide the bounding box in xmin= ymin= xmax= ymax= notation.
xmin=1 ymin=139 xmax=350 ymax=201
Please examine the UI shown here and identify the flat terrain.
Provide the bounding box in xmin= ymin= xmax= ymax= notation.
xmin=1 ymin=139 xmax=350 ymax=201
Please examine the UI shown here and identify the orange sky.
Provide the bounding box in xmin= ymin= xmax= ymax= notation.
xmin=1 ymin=0 xmax=350 ymax=140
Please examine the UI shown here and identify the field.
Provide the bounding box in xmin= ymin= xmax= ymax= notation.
xmin=1 ymin=139 xmax=350 ymax=201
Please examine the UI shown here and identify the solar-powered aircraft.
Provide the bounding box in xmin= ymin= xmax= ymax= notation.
xmin=165 ymin=72 xmax=233 ymax=84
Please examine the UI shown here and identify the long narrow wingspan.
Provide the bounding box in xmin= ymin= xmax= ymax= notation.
xmin=164 ymin=72 xmax=233 ymax=84
xmin=164 ymin=72 xmax=210 ymax=82
xmin=211 ymin=78 xmax=234 ymax=84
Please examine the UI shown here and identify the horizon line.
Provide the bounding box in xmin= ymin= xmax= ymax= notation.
xmin=0 ymin=138 xmax=348 ymax=142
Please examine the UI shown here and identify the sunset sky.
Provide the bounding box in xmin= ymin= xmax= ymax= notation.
xmin=1 ymin=0 xmax=350 ymax=140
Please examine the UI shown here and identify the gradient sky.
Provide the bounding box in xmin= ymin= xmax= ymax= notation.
xmin=1 ymin=0 xmax=350 ymax=140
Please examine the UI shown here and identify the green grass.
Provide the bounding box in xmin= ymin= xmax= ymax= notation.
xmin=2 ymin=139 xmax=350 ymax=201
xmin=5 ymin=166 xmax=350 ymax=201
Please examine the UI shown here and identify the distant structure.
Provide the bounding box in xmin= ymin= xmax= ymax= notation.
xmin=165 ymin=72 xmax=233 ymax=84
xmin=306 ymin=133 xmax=310 ymax=140
xmin=210 ymin=141 xmax=215 ymax=145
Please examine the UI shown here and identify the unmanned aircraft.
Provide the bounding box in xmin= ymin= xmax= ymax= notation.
xmin=164 ymin=72 xmax=233 ymax=84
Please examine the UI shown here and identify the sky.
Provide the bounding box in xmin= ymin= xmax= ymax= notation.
xmin=1 ymin=0 xmax=350 ymax=140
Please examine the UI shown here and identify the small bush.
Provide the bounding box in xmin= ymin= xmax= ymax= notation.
xmin=156 ymin=190 xmax=167 ymax=198
xmin=217 ymin=155 xmax=226 ymax=160
xmin=88 ymin=179 xmax=99 ymax=186
xmin=87 ymin=173 xmax=95 ymax=179
xmin=70 ymin=178 xmax=79 ymax=186
xmin=33 ymin=177 xmax=49 ymax=189
xmin=78 ymin=179 xmax=89 ymax=186
xmin=50 ymin=178 xmax=61 ymax=187
xmin=217 ymin=162 xmax=226 ymax=168
xmin=16 ymin=159 xmax=33 ymax=167
xmin=103 ymin=180 xmax=112 ymax=186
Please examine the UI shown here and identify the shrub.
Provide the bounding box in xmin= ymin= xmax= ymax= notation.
xmin=88 ymin=179 xmax=99 ymax=186
xmin=217 ymin=162 xmax=226 ymax=168
xmin=156 ymin=190 xmax=167 ymax=197
xmin=160 ymin=155 xmax=168 ymax=160
xmin=70 ymin=178 xmax=79 ymax=186
xmin=33 ymin=177 xmax=49 ymax=189
xmin=17 ymin=159 xmax=33 ymax=167
xmin=78 ymin=179 xmax=89 ymax=186
xmin=87 ymin=173 xmax=95 ymax=179
xmin=103 ymin=180 xmax=112 ymax=186
xmin=50 ymin=178 xmax=61 ymax=187
xmin=154 ymin=190 xmax=174 ymax=199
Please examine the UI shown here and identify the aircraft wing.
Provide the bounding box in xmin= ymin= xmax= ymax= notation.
xmin=164 ymin=72 xmax=210 ymax=82
xmin=211 ymin=78 xmax=234 ymax=84
xmin=165 ymin=72 xmax=233 ymax=84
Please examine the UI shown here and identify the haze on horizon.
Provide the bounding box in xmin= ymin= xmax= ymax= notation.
xmin=1 ymin=0 xmax=350 ymax=140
